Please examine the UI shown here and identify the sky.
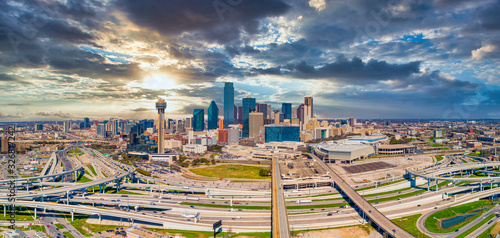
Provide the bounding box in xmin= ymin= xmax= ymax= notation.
xmin=1 ymin=0 xmax=500 ymax=122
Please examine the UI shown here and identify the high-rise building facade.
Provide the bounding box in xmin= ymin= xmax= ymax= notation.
xmin=156 ymin=99 xmax=167 ymax=154
xmin=0 ymin=137 xmax=8 ymax=153
xmin=297 ymin=104 xmax=304 ymax=124
xmin=208 ymin=100 xmax=219 ymax=130
xmin=84 ymin=117 xmax=90 ymax=128
xmin=192 ymin=109 xmax=205 ymax=132
xmin=282 ymin=103 xmax=292 ymax=120
xmin=96 ymin=123 xmax=106 ymax=137
xmin=223 ymin=82 xmax=234 ymax=128
xmin=242 ymin=94 xmax=256 ymax=137
xmin=249 ymin=112 xmax=263 ymax=139
xmin=265 ymin=124 xmax=300 ymax=142
xmin=301 ymin=97 xmax=313 ymax=130
xmin=257 ymin=103 xmax=268 ymax=120
xmin=237 ymin=106 xmax=243 ymax=124
xmin=35 ymin=124 xmax=43 ymax=131
xmin=63 ymin=121 xmax=70 ymax=132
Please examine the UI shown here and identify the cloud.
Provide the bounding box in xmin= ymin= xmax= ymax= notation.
xmin=35 ymin=111 xmax=76 ymax=118
xmin=471 ymin=42 xmax=500 ymax=60
xmin=254 ymin=55 xmax=421 ymax=84
xmin=309 ymin=0 xmax=327 ymax=12
xmin=0 ymin=112 xmax=26 ymax=119
xmin=117 ymin=0 xmax=290 ymax=43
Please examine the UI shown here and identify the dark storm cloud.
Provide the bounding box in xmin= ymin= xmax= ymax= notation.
xmin=0 ymin=74 xmax=17 ymax=82
xmin=254 ymin=55 xmax=421 ymax=84
xmin=130 ymin=108 xmax=153 ymax=112
xmin=118 ymin=0 xmax=290 ymax=43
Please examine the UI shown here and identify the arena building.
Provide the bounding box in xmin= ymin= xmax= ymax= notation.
xmin=313 ymin=140 xmax=375 ymax=164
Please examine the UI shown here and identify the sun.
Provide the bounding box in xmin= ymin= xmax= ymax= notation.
xmin=140 ymin=73 xmax=180 ymax=90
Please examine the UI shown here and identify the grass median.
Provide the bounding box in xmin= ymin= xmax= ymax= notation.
xmin=424 ymin=200 xmax=494 ymax=233
xmin=392 ymin=214 xmax=431 ymax=238
xmin=456 ymin=213 xmax=496 ymax=238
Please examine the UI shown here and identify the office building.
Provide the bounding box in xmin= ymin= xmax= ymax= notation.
xmin=96 ymin=123 xmax=106 ymax=137
xmin=155 ymin=99 xmax=167 ymax=153
xmin=434 ymin=130 xmax=443 ymax=138
xmin=218 ymin=119 xmax=224 ymax=129
xmin=349 ymin=118 xmax=356 ymax=127
xmin=84 ymin=117 xmax=90 ymax=128
xmin=35 ymin=124 xmax=43 ymax=131
xmin=63 ymin=121 xmax=70 ymax=132
xmin=218 ymin=129 xmax=228 ymax=143
xmin=1 ymin=137 xmax=8 ymax=153
xmin=265 ymin=124 xmax=300 ymax=142
xmin=297 ymin=104 xmax=304 ymax=124
xmin=301 ymin=97 xmax=313 ymax=130
xmin=237 ymin=106 xmax=243 ymax=124
xmin=208 ymin=100 xmax=219 ymax=130
xmin=224 ymin=82 xmax=234 ymax=128
xmin=192 ymin=109 xmax=205 ymax=132
xmin=249 ymin=112 xmax=263 ymax=139
xmin=228 ymin=128 xmax=240 ymax=144
xmin=257 ymin=103 xmax=268 ymax=120
xmin=242 ymin=94 xmax=256 ymax=137
xmin=234 ymin=105 xmax=238 ymax=124
xmin=282 ymin=103 xmax=292 ymax=120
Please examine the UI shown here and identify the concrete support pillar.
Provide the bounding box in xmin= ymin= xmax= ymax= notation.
xmin=44 ymin=207 xmax=46 ymax=213
xmin=98 ymin=214 xmax=101 ymax=222
xmin=71 ymin=210 xmax=74 ymax=222
xmin=34 ymin=207 xmax=37 ymax=219
xmin=427 ymin=179 xmax=430 ymax=191
xmin=3 ymin=204 xmax=5 ymax=217
xmin=481 ymin=180 xmax=483 ymax=191
xmin=66 ymin=191 xmax=70 ymax=204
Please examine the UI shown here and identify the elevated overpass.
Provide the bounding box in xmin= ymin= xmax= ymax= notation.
xmin=0 ymin=201 xmax=270 ymax=232
xmin=307 ymin=153 xmax=415 ymax=238
xmin=271 ymin=157 xmax=290 ymax=238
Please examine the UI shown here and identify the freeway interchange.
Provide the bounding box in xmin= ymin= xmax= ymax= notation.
xmin=3 ymin=148 xmax=500 ymax=237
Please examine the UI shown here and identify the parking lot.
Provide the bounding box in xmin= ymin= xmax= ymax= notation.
xmin=342 ymin=161 xmax=395 ymax=174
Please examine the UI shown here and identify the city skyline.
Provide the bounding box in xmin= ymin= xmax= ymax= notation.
xmin=1 ymin=0 xmax=500 ymax=122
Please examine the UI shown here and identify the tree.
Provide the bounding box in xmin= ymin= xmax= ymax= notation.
xmin=259 ymin=168 xmax=270 ymax=177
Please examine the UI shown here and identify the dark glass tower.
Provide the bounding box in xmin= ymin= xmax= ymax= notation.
xmin=84 ymin=117 xmax=90 ymax=128
xmin=223 ymin=82 xmax=234 ymax=128
xmin=242 ymin=94 xmax=256 ymax=137
xmin=192 ymin=109 xmax=205 ymax=132
xmin=208 ymin=100 xmax=219 ymax=130
xmin=282 ymin=103 xmax=292 ymax=120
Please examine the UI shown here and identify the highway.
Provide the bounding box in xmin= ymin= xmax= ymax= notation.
xmin=308 ymin=153 xmax=415 ymax=238
xmin=271 ymin=157 xmax=290 ymax=238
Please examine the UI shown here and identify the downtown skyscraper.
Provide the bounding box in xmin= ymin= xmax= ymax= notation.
xmin=223 ymin=82 xmax=234 ymax=128
xmin=242 ymin=94 xmax=256 ymax=137
xmin=207 ymin=100 xmax=219 ymax=130
xmin=192 ymin=109 xmax=205 ymax=132
xmin=282 ymin=103 xmax=292 ymax=121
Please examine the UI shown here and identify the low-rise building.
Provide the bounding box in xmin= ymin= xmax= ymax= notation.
xmin=3 ymin=230 xmax=28 ymax=238
xmin=378 ymin=144 xmax=416 ymax=155
xmin=183 ymin=144 xmax=207 ymax=154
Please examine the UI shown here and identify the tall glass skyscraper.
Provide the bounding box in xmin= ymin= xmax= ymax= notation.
xmin=282 ymin=103 xmax=292 ymax=120
xmin=242 ymin=94 xmax=256 ymax=137
xmin=223 ymin=82 xmax=234 ymax=128
xmin=192 ymin=109 xmax=205 ymax=132
xmin=83 ymin=117 xmax=90 ymax=128
xmin=207 ymin=100 xmax=219 ymax=130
